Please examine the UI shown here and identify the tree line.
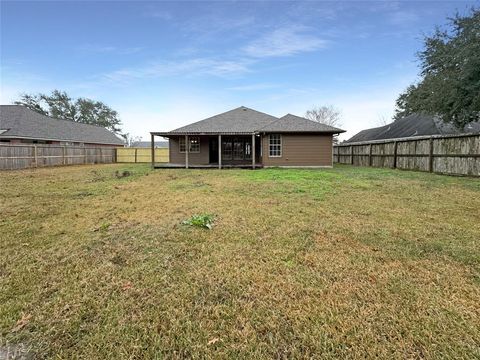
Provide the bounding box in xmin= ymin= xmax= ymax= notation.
xmin=14 ymin=90 xmax=122 ymax=134
xmin=394 ymin=8 xmax=479 ymax=128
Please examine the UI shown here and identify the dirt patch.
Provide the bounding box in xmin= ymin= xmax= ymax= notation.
xmin=115 ymin=170 xmax=132 ymax=178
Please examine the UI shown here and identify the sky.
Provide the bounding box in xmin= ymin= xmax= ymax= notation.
xmin=1 ymin=0 xmax=478 ymax=141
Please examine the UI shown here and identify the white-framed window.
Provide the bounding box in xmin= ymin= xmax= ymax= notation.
xmin=179 ymin=136 xmax=200 ymax=153
xmin=189 ymin=136 xmax=200 ymax=153
xmin=269 ymin=134 xmax=282 ymax=157
xmin=179 ymin=138 xmax=186 ymax=152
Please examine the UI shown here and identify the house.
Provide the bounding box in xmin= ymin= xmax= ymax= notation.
xmin=345 ymin=113 xmax=480 ymax=143
xmin=151 ymin=106 xmax=344 ymax=169
xmin=0 ymin=105 xmax=124 ymax=147
xmin=130 ymin=140 xmax=168 ymax=148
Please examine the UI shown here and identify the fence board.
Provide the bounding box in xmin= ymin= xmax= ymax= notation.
xmin=0 ymin=144 xmax=116 ymax=170
xmin=116 ymin=148 xmax=169 ymax=163
xmin=334 ymin=133 xmax=480 ymax=177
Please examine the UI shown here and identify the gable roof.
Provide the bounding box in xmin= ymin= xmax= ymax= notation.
xmin=166 ymin=106 xmax=278 ymax=134
xmin=345 ymin=113 xmax=480 ymax=143
xmin=258 ymin=114 xmax=345 ymax=133
xmin=0 ymin=105 xmax=125 ymax=145
xmin=153 ymin=106 xmax=345 ymax=135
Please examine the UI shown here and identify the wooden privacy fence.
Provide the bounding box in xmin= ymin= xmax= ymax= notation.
xmin=116 ymin=147 xmax=169 ymax=163
xmin=0 ymin=144 xmax=116 ymax=170
xmin=333 ymin=133 xmax=480 ymax=176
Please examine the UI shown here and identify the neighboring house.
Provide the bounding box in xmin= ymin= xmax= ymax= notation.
xmin=130 ymin=141 xmax=168 ymax=148
xmin=151 ymin=106 xmax=345 ymax=168
xmin=0 ymin=105 xmax=124 ymax=147
xmin=345 ymin=113 xmax=480 ymax=143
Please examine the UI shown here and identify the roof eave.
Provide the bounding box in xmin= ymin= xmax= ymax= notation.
xmin=151 ymin=131 xmax=256 ymax=136
xmin=258 ymin=130 xmax=346 ymax=134
xmin=0 ymin=134 xmax=124 ymax=146
xmin=153 ymin=129 xmax=347 ymax=136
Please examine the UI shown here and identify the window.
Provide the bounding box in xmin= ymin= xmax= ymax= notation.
xmin=233 ymin=138 xmax=244 ymax=160
xmin=179 ymin=136 xmax=200 ymax=153
xmin=222 ymin=137 xmax=233 ymax=160
xmin=245 ymin=142 xmax=252 ymax=160
xmin=222 ymin=137 xmax=252 ymax=161
xmin=179 ymin=138 xmax=186 ymax=152
xmin=269 ymin=134 xmax=282 ymax=157
xmin=189 ymin=137 xmax=200 ymax=153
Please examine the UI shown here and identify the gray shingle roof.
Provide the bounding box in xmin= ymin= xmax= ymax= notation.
xmin=0 ymin=105 xmax=125 ymax=145
xmin=166 ymin=106 xmax=279 ymax=134
xmin=154 ymin=107 xmax=345 ymax=135
xmin=258 ymin=114 xmax=345 ymax=133
xmin=345 ymin=113 xmax=480 ymax=143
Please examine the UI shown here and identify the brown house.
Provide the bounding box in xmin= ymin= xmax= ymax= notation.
xmin=151 ymin=106 xmax=345 ymax=169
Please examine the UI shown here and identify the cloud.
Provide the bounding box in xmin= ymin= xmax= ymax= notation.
xmin=76 ymin=44 xmax=143 ymax=55
xmin=243 ymin=26 xmax=328 ymax=58
xmin=100 ymin=58 xmax=252 ymax=84
xmin=0 ymin=84 xmax=23 ymax=104
xmin=184 ymin=14 xmax=255 ymax=38
xmin=0 ymin=67 xmax=53 ymax=104
xmin=388 ymin=10 xmax=420 ymax=26
xmin=227 ymin=83 xmax=280 ymax=91
xmin=146 ymin=10 xmax=173 ymax=20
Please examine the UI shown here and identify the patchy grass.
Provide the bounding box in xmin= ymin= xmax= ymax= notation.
xmin=1 ymin=164 xmax=479 ymax=359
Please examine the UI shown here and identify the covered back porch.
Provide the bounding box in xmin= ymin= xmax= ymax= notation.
xmin=150 ymin=132 xmax=262 ymax=169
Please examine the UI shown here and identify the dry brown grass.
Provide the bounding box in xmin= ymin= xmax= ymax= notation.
xmin=1 ymin=164 xmax=479 ymax=359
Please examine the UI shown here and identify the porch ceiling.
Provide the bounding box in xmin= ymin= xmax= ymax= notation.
xmin=151 ymin=132 xmax=257 ymax=137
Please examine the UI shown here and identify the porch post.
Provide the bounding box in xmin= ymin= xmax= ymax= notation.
xmin=185 ymin=135 xmax=189 ymax=169
xmin=218 ymin=134 xmax=222 ymax=169
xmin=252 ymin=133 xmax=256 ymax=169
xmin=150 ymin=133 xmax=155 ymax=169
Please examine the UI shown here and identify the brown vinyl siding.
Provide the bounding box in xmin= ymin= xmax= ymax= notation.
xmin=168 ymin=133 xmax=334 ymax=166
xmin=262 ymin=134 xmax=333 ymax=167
xmin=169 ymin=136 xmax=210 ymax=165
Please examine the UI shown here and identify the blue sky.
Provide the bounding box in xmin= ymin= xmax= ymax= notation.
xmin=1 ymin=0 xmax=477 ymax=140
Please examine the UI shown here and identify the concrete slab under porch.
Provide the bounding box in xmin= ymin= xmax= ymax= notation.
xmin=153 ymin=163 xmax=263 ymax=169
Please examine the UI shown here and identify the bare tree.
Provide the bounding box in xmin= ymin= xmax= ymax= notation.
xmin=305 ymin=105 xmax=342 ymax=144
xmin=122 ymin=133 xmax=142 ymax=147
xmin=376 ymin=114 xmax=390 ymax=126
xmin=304 ymin=105 xmax=342 ymax=127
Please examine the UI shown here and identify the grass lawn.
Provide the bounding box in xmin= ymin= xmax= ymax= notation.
xmin=1 ymin=164 xmax=479 ymax=359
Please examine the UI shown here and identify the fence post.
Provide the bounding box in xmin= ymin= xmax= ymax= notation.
xmin=369 ymin=144 xmax=372 ymax=167
xmin=429 ymin=137 xmax=434 ymax=172
xmin=135 ymin=148 xmax=138 ymax=163
xmin=99 ymin=147 xmax=102 ymax=164
xmin=151 ymin=134 xmax=155 ymax=168
xmin=34 ymin=145 xmax=38 ymax=167
xmin=62 ymin=146 xmax=66 ymax=165
xmin=83 ymin=146 xmax=87 ymax=165
xmin=393 ymin=141 xmax=398 ymax=169
xmin=351 ymin=145 xmax=354 ymax=165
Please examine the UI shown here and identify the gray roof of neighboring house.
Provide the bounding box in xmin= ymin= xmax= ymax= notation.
xmin=345 ymin=113 xmax=480 ymax=143
xmin=0 ymin=105 xmax=125 ymax=145
xmin=153 ymin=106 xmax=346 ymax=135
xmin=131 ymin=141 xmax=169 ymax=148
xmin=258 ymin=114 xmax=345 ymax=133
